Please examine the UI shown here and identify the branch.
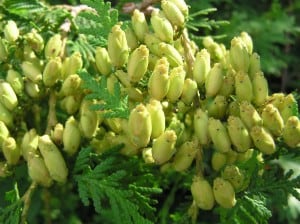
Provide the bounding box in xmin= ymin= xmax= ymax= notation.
xmin=21 ymin=182 xmax=38 ymax=224
xmin=181 ymin=29 xmax=195 ymax=78
xmin=122 ymin=0 xmax=161 ymax=15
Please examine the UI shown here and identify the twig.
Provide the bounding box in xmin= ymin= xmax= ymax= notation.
xmin=181 ymin=29 xmax=195 ymax=78
xmin=45 ymin=90 xmax=57 ymax=135
xmin=21 ymin=182 xmax=38 ymax=224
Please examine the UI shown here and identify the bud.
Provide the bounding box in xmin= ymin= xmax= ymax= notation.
xmin=180 ymin=78 xmax=197 ymax=105
xmin=219 ymin=69 xmax=235 ymax=97
xmin=61 ymin=57 xmax=70 ymax=79
xmin=38 ymin=135 xmax=68 ymax=183
xmin=236 ymin=148 xmax=254 ymax=163
xmin=2 ymin=137 xmax=20 ymax=165
xmin=239 ymin=101 xmax=262 ymax=130
xmin=0 ymin=102 xmax=13 ymax=127
xmin=144 ymin=33 xmax=161 ymax=56
xmin=227 ymin=116 xmax=252 ymax=152
xmin=193 ymin=49 xmax=211 ymax=85
xmin=125 ymin=87 xmax=144 ymax=102
xmin=206 ymin=95 xmax=228 ymax=119
xmin=222 ymin=165 xmax=246 ymax=192
xmin=282 ymin=116 xmax=300 ymax=148
xmin=51 ymin=123 xmax=64 ymax=145
xmin=248 ymin=53 xmax=261 ymax=79
xmin=21 ymin=129 xmax=39 ymax=161
xmin=95 ymin=47 xmax=112 ymax=76
xmin=261 ymin=104 xmax=284 ymax=137
xmin=132 ymin=9 xmax=148 ymax=41
xmin=159 ymin=42 xmax=183 ymax=67
xmin=279 ymin=94 xmax=298 ymax=123
xmin=0 ymin=81 xmax=18 ymax=111
xmin=151 ymin=9 xmax=174 ymax=43
xmin=266 ymin=93 xmax=285 ymax=109
xmin=169 ymin=0 xmax=189 ymax=17
xmin=115 ymin=69 xmax=130 ymax=87
xmin=128 ymin=104 xmax=152 ymax=148
xmin=107 ymin=24 xmax=129 ymax=67
xmin=250 ymin=126 xmax=276 ymax=155
xmin=25 ymin=81 xmax=41 ymax=98
xmin=211 ymin=151 xmax=227 ymax=171
xmin=205 ymin=63 xmax=224 ymax=98
xmin=240 ymin=32 xmax=253 ymax=54
xmin=128 ymin=45 xmax=149 ymax=83
xmin=0 ymin=38 xmax=8 ymax=61
xmin=4 ymin=20 xmax=19 ymax=42
xmin=229 ymin=37 xmax=250 ymax=72
xmin=44 ymin=34 xmax=62 ymax=59
xmin=43 ymin=57 xmax=62 ymax=86
xmin=60 ymin=95 xmax=81 ymax=114
xmin=235 ymin=71 xmax=253 ymax=102
xmin=67 ymin=51 xmax=83 ymax=75
xmin=166 ymin=66 xmax=185 ymax=102
xmin=104 ymin=118 xmax=123 ymax=134
xmin=191 ymin=176 xmax=215 ymax=210
xmin=208 ymin=118 xmax=231 ymax=153
xmin=27 ymin=154 xmax=53 ymax=187
xmin=113 ymin=134 xmax=140 ymax=156
xmin=152 ymin=130 xmax=177 ymax=164
xmin=172 ymin=141 xmax=198 ymax=172
xmin=146 ymin=99 xmax=165 ymax=139
xmin=213 ymin=177 xmax=236 ymax=208
xmin=148 ymin=64 xmax=170 ymax=101
xmin=142 ymin=147 xmax=155 ymax=164
xmin=25 ymin=29 xmax=44 ymax=52
xmin=21 ymin=61 xmax=42 ymax=83
xmin=63 ymin=116 xmax=81 ymax=155
xmin=79 ymin=100 xmax=99 ymax=138
xmin=6 ymin=69 xmax=24 ymax=95
xmin=0 ymin=121 xmax=9 ymax=146
xmin=252 ymin=71 xmax=268 ymax=106
xmin=125 ymin=26 xmax=139 ymax=50
xmin=194 ymin=108 xmax=210 ymax=145
xmin=161 ymin=0 xmax=185 ymax=27
xmin=226 ymin=149 xmax=238 ymax=165
xmin=60 ymin=74 xmax=82 ymax=96
xmin=227 ymin=100 xmax=240 ymax=117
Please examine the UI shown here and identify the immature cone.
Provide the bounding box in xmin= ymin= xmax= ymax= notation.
xmin=180 ymin=79 xmax=198 ymax=105
xmin=252 ymin=71 xmax=269 ymax=106
xmin=25 ymin=81 xmax=41 ymax=98
xmin=0 ymin=102 xmax=13 ymax=127
xmin=21 ymin=61 xmax=42 ymax=83
xmin=222 ymin=165 xmax=246 ymax=192
xmin=95 ymin=47 xmax=112 ymax=76
xmin=2 ymin=137 xmax=21 ymax=165
xmin=166 ymin=66 xmax=185 ymax=102
xmin=62 ymin=51 xmax=83 ymax=78
xmin=128 ymin=45 xmax=149 ymax=83
xmin=0 ymin=121 xmax=9 ymax=146
xmin=161 ymin=0 xmax=185 ymax=27
xmin=193 ymin=49 xmax=211 ymax=85
xmin=229 ymin=37 xmax=250 ymax=73
xmin=205 ymin=63 xmax=224 ymax=98
xmin=146 ymin=99 xmax=165 ymax=139
xmin=213 ymin=177 xmax=236 ymax=208
xmin=0 ymin=81 xmax=18 ymax=111
xmin=6 ymin=69 xmax=24 ymax=95
xmin=44 ymin=34 xmax=62 ymax=59
xmin=60 ymin=95 xmax=82 ymax=114
xmin=132 ymin=9 xmax=148 ymax=41
xmin=172 ymin=141 xmax=198 ymax=172
xmin=43 ymin=57 xmax=62 ymax=86
xmin=208 ymin=118 xmax=231 ymax=153
xmin=152 ymin=130 xmax=177 ymax=164
xmin=4 ymin=20 xmax=19 ymax=42
xmin=38 ymin=135 xmax=68 ymax=183
xmin=21 ymin=129 xmax=39 ymax=161
xmin=169 ymin=0 xmax=189 ymax=17
xmin=150 ymin=9 xmax=174 ymax=43
xmin=144 ymin=33 xmax=161 ymax=56
xmin=206 ymin=95 xmax=228 ymax=119
xmin=227 ymin=116 xmax=252 ymax=152
xmin=51 ymin=123 xmax=64 ymax=145
xmin=239 ymin=101 xmax=262 ymax=130
xmin=63 ymin=116 xmax=81 ymax=155
xmin=250 ymin=126 xmax=276 ymax=155
xmin=25 ymin=29 xmax=44 ymax=52
xmin=60 ymin=74 xmax=82 ymax=96
xmin=235 ymin=71 xmax=253 ymax=102
xmin=240 ymin=32 xmax=253 ymax=54
xmin=279 ymin=94 xmax=298 ymax=123
xmin=27 ymin=154 xmax=53 ymax=187
xmin=261 ymin=104 xmax=284 ymax=137
xmin=219 ymin=69 xmax=235 ymax=97
xmin=248 ymin=53 xmax=261 ymax=79
xmin=79 ymin=100 xmax=99 ymax=138
xmin=107 ymin=24 xmax=129 ymax=67
xmin=128 ymin=104 xmax=152 ymax=148
xmin=191 ymin=176 xmax=215 ymax=210
xmin=159 ymin=43 xmax=183 ymax=67
xmin=125 ymin=27 xmax=139 ymax=50
xmin=211 ymin=151 xmax=227 ymax=171
xmin=282 ymin=116 xmax=300 ymax=148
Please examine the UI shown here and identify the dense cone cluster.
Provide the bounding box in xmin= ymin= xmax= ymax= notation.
xmin=0 ymin=0 xmax=299 ymax=211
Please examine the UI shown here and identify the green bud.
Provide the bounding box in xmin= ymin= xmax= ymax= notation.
xmin=132 ymin=9 xmax=148 ymax=41
xmin=213 ymin=177 xmax=236 ymax=208
xmin=144 ymin=33 xmax=161 ymax=56
xmin=125 ymin=87 xmax=144 ymax=102
xmin=240 ymin=32 xmax=253 ymax=54
xmin=206 ymin=95 xmax=228 ymax=119
xmin=115 ymin=69 xmax=130 ymax=87
xmin=229 ymin=37 xmax=250 ymax=72
xmin=38 ymin=135 xmax=68 ymax=183
xmin=44 ymin=34 xmax=62 ymax=59
xmin=222 ymin=165 xmax=246 ymax=192
xmin=172 ymin=141 xmax=198 ymax=172
xmin=159 ymin=42 xmax=183 ymax=67
xmin=0 ymin=38 xmax=8 ymax=61
xmin=113 ymin=134 xmax=140 ymax=156
xmin=6 ymin=69 xmax=24 ymax=95
xmin=250 ymin=126 xmax=276 ymax=155
xmin=227 ymin=116 xmax=252 ymax=152
xmin=0 ymin=102 xmax=13 ymax=127
xmin=236 ymin=148 xmax=254 ymax=163
xmin=226 ymin=149 xmax=238 ymax=165
xmin=79 ymin=100 xmax=99 ymax=138
xmin=211 ymin=151 xmax=227 ymax=171
xmin=2 ymin=137 xmax=20 ymax=165
xmin=0 ymin=81 xmax=18 ymax=111
xmin=227 ymin=100 xmax=240 ymax=117
xmin=166 ymin=66 xmax=186 ymax=102
xmin=67 ymin=51 xmax=83 ymax=76
xmin=205 ymin=63 xmax=224 ymax=98
xmin=161 ymin=0 xmax=185 ymax=27
xmin=128 ymin=104 xmax=152 ymax=148
xmin=0 ymin=121 xmax=9 ymax=146
xmin=61 ymin=57 xmax=70 ymax=79
xmin=248 ymin=53 xmax=261 ymax=79
xmin=21 ymin=129 xmax=39 ymax=161
xmin=124 ymin=26 xmax=139 ymax=50
xmin=252 ymin=71 xmax=269 ymax=106
xmin=180 ymin=78 xmax=197 ymax=105
xmin=261 ymin=104 xmax=284 ymax=137
xmin=51 ymin=123 xmax=64 ymax=145
xmin=282 ymin=116 xmax=300 ymax=148
xmin=4 ymin=20 xmax=19 ymax=42
xmin=208 ymin=118 xmax=231 ymax=153
xmin=43 ymin=57 xmax=62 ymax=86
xmin=25 ymin=81 xmax=41 ymax=98
xmin=21 ymin=61 xmax=43 ymax=83
xmin=104 ymin=117 xmax=123 ymax=134
xmin=60 ymin=74 xmax=82 ymax=96
xmin=193 ymin=49 xmax=211 ymax=85
xmin=191 ymin=176 xmax=215 ymax=210
xmin=235 ymin=71 xmax=253 ymax=102
xmin=279 ymin=94 xmax=298 ymax=123
xmin=194 ymin=108 xmax=210 ymax=145
xmin=95 ymin=47 xmax=112 ymax=76
xmin=219 ymin=69 xmax=235 ymax=97
xmin=63 ymin=116 xmax=81 ymax=155
xmin=148 ymin=64 xmax=170 ymax=101
xmin=128 ymin=45 xmax=149 ymax=83
xmin=25 ymin=29 xmax=44 ymax=53
xmin=239 ymin=101 xmax=262 ymax=130
xmin=107 ymin=24 xmax=129 ymax=67
xmin=151 ymin=9 xmax=174 ymax=43
xmin=60 ymin=95 xmax=81 ymax=114
xmin=27 ymin=154 xmax=53 ymax=187
xmin=169 ymin=0 xmax=189 ymax=17
xmin=152 ymin=130 xmax=177 ymax=164
xmin=142 ymin=147 xmax=155 ymax=164
xmin=146 ymin=99 xmax=165 ymax=139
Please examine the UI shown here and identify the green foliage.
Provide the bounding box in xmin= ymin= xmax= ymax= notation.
xmin=73 ymin=147 xmax=162 ymax=224
xmin=79 ymin=69 xmax=130 ymax=119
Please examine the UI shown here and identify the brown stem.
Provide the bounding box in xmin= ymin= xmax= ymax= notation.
xmin=195 ymin=147 xmax=204 ymax=178
xmin=21 ymin=182 xmax=38 ymax=224
xmin=181 ymin=29 xmax=195 ymax=78
xmin=42 ymin=189 xmax=52 ymax=224
xmin=122 ymin=0 xmax=160 ymax=15
xmin=45 ymin=90 xmax=57 ymax=135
